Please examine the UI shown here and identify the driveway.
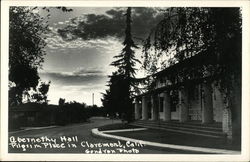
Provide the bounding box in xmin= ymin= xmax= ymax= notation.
xmin=8 ymin=117 xmax=183 ymax=154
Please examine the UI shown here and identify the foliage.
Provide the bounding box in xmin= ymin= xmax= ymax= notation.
xmin=58 ymin=98 xmax=66 ymax=106
xmin=110 ymin=8 xmax=140 ymax=79
xmin=85 ymin=105 xmax=106 ymax=117
xmin=56 ymin=101 xmax=88 ymax=125
xmin=9 ymin=101 xmax=105 ymax=130
xmin=55 ymin=7 xmax=73 ymax=12
xmin=31 ymin=81 xmax=51 ymax=104
xmin=9 ymin=7 xmax=49 ymax=105
xmin=102 ymin=8 xmax=140 ymax=122
xmin=142 ymin=8 xmax=241 ymax=77
xmin=101 ymin=72 xmax=127 ymax=117
xmin=9 ymin=7 xmax=73 ymax=106
xmin=8 ymin=103 xmax=57 ymax=130
xmin=56 ymin=100 xmax=106 ymax=125
xmin=142 ymin=8 xmax=241 ymax=94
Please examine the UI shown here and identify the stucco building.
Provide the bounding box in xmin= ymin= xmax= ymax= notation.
xmin=133 ymin=51 xmax=241 ymax=141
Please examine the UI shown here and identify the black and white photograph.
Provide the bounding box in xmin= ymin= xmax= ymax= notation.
xmin=1 ymin=0 xmax=250 ymax=161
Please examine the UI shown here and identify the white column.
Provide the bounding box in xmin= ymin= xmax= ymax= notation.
xmin=142 ymin=96 xmax=148 ymax=120
xmin=179 ymin=87 xmax=188 ymax=123
xmin=163 ymin=92 xmax=171 ymax=121
xmin=151 ymin=95 xmax=158 ymax=120
xmin=134 ymin=98 xmax=140 ymax=120
xmin=202 ymin=82 xmax=214 ymax=123
xmin=223 ymin=108 xmax=233 ymax=139
xmin=222 ymin=94 xmax=233 ymax=140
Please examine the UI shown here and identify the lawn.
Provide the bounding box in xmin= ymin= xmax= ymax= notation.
xmin=106 ymin=128 xmax=241 ymax=151
xmin=97 ymin=123 xmax=142 ymax=131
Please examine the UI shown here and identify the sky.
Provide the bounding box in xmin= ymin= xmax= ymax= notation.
xmin=38 ymin=7 xmax=165 ymax=106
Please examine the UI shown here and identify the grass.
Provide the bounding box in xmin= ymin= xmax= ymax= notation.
xmin=107 ymin=128 xmax=241 ymax=151
xmin=97 ymin=123 xmax=142 ymax=131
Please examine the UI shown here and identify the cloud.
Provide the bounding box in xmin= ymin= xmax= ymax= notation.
xmin=40 ymin=70 xmax=108 ymax=105
xmin=47 ymin=83 xmax=105 ymax=105
xmin=73 ymin=67 xmax=104 ymax=75
xmin=58 ymin=22 xmax=64 ymax=25
xmin=40 ymin=71 xmax=107 ymax=86
xmin=60 ymin=84 xmax=104 ymax=91
xmin=56 ymin=8 xmax=165 ymax=42
xmin=45 ymin=26 xmax=122 ymax=51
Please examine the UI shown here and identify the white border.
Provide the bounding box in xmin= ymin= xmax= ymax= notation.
xmin=1 ymin=0 xmax=250 ymax=161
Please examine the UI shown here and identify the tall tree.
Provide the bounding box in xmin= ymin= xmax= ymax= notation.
xmin=143 ymin=8 xmax=241 ymax=76
xmin=103 ymin=7 xmax=140 ymax=122
xmin=9 ymin=7 xmax=48 ymax=106
xmin=111 ymin=8 xmax=140 ymax=78
xmin=102 ymin=71 xmax=127 ymax=117
xmin=142 ymin=8 xmax=242 ymax=98
xmin=9 ymin=7 xmax=73 ymax=106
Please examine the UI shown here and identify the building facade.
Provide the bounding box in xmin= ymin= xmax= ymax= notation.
xmin=134 ymin=52 xmax=241 ymax=140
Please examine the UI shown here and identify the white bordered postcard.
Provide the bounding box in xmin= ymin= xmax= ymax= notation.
xmin=1 ymin=0 xmax=250 ymax=161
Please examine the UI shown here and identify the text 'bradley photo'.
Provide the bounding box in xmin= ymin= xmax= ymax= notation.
xmin=1 ymin=1 xmax=249 ymax=161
